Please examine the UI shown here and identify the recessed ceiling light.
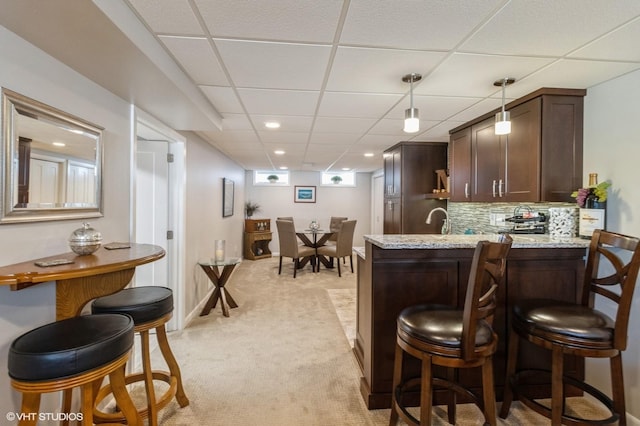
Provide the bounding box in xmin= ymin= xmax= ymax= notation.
xmin=274 ymin=150 xmax=285 ymax=155
xmin=53 ymin=142 xmax=66 ymax=147
xmin=279 ymin=166 xmax=288 ymax=170
xmin=364 ymin=153 xmax=374 ymax=157
xmin=342 ymin=168 xmax=350 ymax=171
xmin=265 ymin=121 xmax=280 ymax=129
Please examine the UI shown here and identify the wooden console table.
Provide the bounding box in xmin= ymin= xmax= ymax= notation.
xmin=0 ymin=243 xmax=165 ymax=320
xmin=244 ymin=218 xmax=272 ymax=260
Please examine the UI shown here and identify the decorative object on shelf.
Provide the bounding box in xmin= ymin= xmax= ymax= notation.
xmin=294 ymin=186 xmax=316 ymax=203
xmin=244 ymin=201 xmax=260 ymax=218
xmin=573 ymin=173 xmax=610 ymax=238
xmin=402 ymin=73 xmax=421 ymax=133
xmin=494 ymin=77 xmax=516 ymax=135
xmin=68 ymin=222 xmax=102 ymax=255
xmin=548 ymin=207 xmax=578 ymax=237
xmin=267 ymin=174 xmax=279 ymax=183
xmin=222 ymin=178 xmax=234 ymax=217
xmin=330 ymin=175 xmax=343 ymax=184
xmin=214 ymin=240 xmax=225 ymax=262
xmin=309 ymin=220 xmax=320 ymax=231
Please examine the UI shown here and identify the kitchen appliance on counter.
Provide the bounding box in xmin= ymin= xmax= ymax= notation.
xmin=503 ymin=206 xmax=547 ymax=234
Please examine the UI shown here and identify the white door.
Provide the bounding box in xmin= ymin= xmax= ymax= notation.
xmin=135 ymin=139 xmax=170 ymax=310
xmin=373 ymin=174 xmax=384 ymax=234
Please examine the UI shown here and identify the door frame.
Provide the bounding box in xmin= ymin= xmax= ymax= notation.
xmin=131 ymin=107 xmax=186 ymax=330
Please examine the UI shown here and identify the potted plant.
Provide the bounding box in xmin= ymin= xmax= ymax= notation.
xmin=244 ymin=201 xmax=260 ymax=218
xmin=267 ymin=174 xmax=279 ymax=183
xmin=331 ymin=175 xmax=343 ymax=184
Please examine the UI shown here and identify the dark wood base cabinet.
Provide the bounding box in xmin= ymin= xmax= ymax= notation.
xmin=354 ymin=242 xmax=585 ymax=409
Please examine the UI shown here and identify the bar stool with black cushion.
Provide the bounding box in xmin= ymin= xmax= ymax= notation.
xmin=500 ymin=229 xmax=640 ymax=426
xmin=8 ymin=314 xmax=141 ymax=426
xmin=389 ymin=234 xmax=512 ymax=426
xmin=316 ymin=219 xmax=356 ymax=276
xmin=91 ymin=286 xmax=189 ymax=425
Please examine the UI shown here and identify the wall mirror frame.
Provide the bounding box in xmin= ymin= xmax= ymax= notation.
xmin=1 ymin=88 xmax=104 ymax=224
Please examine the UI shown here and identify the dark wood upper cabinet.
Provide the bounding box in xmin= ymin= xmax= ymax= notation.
xmin=383 ymin=142 xmax=447 ymax=234
xmin=449 ymin=88 xmax=584 ymax=203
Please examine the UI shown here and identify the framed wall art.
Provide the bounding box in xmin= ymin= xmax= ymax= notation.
xmin=223 ymin=178 xmax=234 ymax=217
xmin=294 ymin=186 xmax=316 ymax=203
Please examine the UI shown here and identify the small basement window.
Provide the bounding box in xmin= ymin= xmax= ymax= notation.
xmin=254 ymin=170 xmax=289 ymax=185
xmin=321 ymin=172 xmax=355 ymax=186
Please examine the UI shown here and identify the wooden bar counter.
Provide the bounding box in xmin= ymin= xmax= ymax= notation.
xmin=0 ymin=243 xmax=165 ymax=320
xmin=355 ymin=234 xmax=589 ymax=409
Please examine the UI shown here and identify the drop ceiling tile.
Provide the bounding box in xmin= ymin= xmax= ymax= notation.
xmin=220 ymin=113 xmax=252 ymax=131
xmin=327 ymin=47 xmax=447 ymax=93
xmin=251 ymin=115 xmax=314 ymax=133
xmin=415 ymin=53 xmax=555 ymax=97
xmin=569 ymin=17 xmax=640 ymax=62
xmin=357 ymin=134 xmax=404 ymax=150
xmin=419 ymin=121 xmax=464 ymax=142
xmin=514 ymin=59 xmax=640 ymax=95
xmin=386 ymin=95 xmax=484 ymax=121
xmin=448 ymin=98 xmax=504 ymax=122
xmin=214 ymin=130 xmax=260 ymax=144
xmin=160 ymin=36 xmax=228 ymax=85
xmin=194 ymin=0 xmax=343 ymax=42
xmin=314 ymin=117 xmax=377 ymax=134
xmin=215 ymin=40 xmax=331 ymax=90
xmin=309 ymin=132 xmax=362 ymax=145
xmin=460 ymin=0 xmax=640 ymax=56
xmin=368 ymin=118 xmax=442 ymax=136
xmin=318 ymin=92 xmax=402 ymax=118
xmin=237 ymin=88 xmax=319 ymax=115
xmin=199 ymin=86 xmax=243 ymax=114
xmin=341 ymin=0 xmax=503 ymax=50
xmin=258 ymin=132 xmax=310 ymax=144
xmin=128 ymin=0 xmax=204 ymax=36
xmin=263 ymin=143 xmax=307 ymax=154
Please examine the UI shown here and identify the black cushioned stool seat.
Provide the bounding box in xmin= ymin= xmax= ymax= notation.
xmin=8 ymin=314 xmax=141 ymax=426
xmin=91 ymin=286 xmax=189 ymax=425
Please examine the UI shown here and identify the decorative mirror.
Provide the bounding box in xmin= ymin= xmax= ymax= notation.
xmin=1 ymin=88 xmax=103 ymax=224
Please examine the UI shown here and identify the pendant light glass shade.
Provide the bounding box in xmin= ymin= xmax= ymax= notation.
xmin=494 ymin=77 xmax=515 ymax=135
xmin=494 ymin=110 xmax=511 ymax=135
xmin=402 ymin=73 xmax=422 ymax=134
xmin=404 ymin=107 xmax=419 ymax=133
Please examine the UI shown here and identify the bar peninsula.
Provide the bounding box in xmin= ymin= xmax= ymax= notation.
xmin=354 ymin=234 xmax=590 ymax=409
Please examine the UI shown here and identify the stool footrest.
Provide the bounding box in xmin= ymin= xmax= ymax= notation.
xmin=510 ymin=369 xmax=619 ymax=426
xmin=93 ymin=370 xmax=177 ymax=423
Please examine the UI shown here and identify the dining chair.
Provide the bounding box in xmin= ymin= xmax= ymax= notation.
xmin=500 ymin=229 xmax=640 ymax=425
xmin=327 ymin=216 xmax=348 ymax=243
xmin=389 ymin=234 xmax=512 ymax=426
xmin=276 ymin=219 xmax=316 ymax=278
xmin=316 ymin=219 xmax=356 ymax=276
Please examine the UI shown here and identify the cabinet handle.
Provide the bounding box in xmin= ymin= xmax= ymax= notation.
xmin=499 ymin=179 xmax=504 ymax=197
xmin=492 ymin=180 xmax=497 ymax=197
xmin=464 ymin=182 xmax=469 ymax=199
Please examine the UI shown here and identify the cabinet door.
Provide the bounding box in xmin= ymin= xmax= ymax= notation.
xmin=383 ymin=198 xmax=401 ymax=234
xmin=449 ymin=127 xmax=472 ymax=201
xmin=472 ymin=117 xmax=503 ymax=201
xmin=503 ymin=98 xmax=541 ymax=202
xmin=383 ymin=149 xmax=401 ymax=197
xmin=540 ymin=95 xmax=584 ymax=202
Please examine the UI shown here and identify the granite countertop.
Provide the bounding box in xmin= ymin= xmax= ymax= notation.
xmin=363 ymin=234 xmax=590 ymax=250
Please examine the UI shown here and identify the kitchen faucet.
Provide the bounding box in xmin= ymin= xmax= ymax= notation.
xmin=426 ymin=207 xmax=451 ymax=235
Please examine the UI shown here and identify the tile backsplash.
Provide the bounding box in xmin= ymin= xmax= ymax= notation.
xmin=447 ymin=202 xmax=578 ymax=235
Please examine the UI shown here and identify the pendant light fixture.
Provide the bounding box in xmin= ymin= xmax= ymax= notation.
xmin=494 ymin=77 xmax=515 ymax=135
xmin=402 ymin=73 xmax=421 ymax=133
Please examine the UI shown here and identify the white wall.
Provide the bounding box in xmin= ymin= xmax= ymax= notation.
xmin=0 ymin=25 xmax=133 ymax=418
xmin=244 ymin=170 xmax=372 ymax=252
xmin=182 ymin=132 xmax=245 ymax=315
xmin=584 ymin=68 xmax=640 ymax=423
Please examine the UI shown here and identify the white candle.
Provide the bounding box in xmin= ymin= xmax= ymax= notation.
xmin=215 ymin=249 xmax=224 ymax=261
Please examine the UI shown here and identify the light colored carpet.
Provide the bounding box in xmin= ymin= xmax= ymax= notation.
xmin=145 ymin=256 xmax=607 ymax=425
